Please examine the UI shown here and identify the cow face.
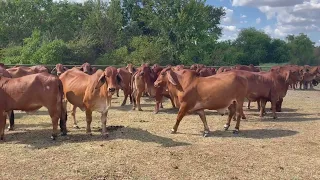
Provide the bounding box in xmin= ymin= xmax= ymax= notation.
xmin=100 ymin=66 xmax=120 ymax=95
xmin=55 ymin=64 xmax=68 ymax=76
xmin=154 ymin=67 xmax=177 ymax=87
xmin=80 ymin=62 xmax=93 ymax=75
xmin=287 ymin=70 xmax=303 ymax=84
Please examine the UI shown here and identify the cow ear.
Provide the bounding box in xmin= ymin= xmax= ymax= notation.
xmin=116 ymin=74 xmax=122 ymax=84
xmin=167 ymin=71 xmax=177 ymax=86
xmin=95 ymin=74 xmax=106 ymax=89
xmin=285 ymin=70 xmax=291 ymax=83
xmin=63 ymin=67 xmax=68 ymax=71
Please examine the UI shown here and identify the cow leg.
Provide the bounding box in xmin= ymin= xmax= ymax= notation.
xmin=49 ymin=111 xmax=59 ymax=140
xmin=225 ymin=103 xmax=236 ymax=130
xmin=7 ymin=110 xmax=15 ymax=131
xmin=129 ymin=93 xmax=133 ymax=104
xmin=60 ymin=99 xmax=68 ymax=136
xmin=259 ymin=99 xmax=267 ymax=117
xmin=299 ymin=82 xmax=303 ymax=89
xmin=172 ymin=104 xmax=188 ymax=134
xmin=85 ymin=110 xmax=93 ymax=135
xmin=234 ymin=100 xmax=245 ymax=134
xmin=271 ymin=98 xmax=277 ymax=119
xmin=136 ymin=91 xmax=143 ymax=111
xmin=195 ymin=110 xmax=210 ymax=137
xmin=116 ymin=88 xmax=120 ymax=97
xmin=71 ymin=106 xmax=79 ymax=129
xmin=131 ymin=90 xmax=137 ymax=110
xmin=100 ymin=111 xmax=108 ymax=136
xmin=247 ymin=100 xmax=251 ymax=109
xmin=169 ymin=97 xmax=176 ymax=108
xmin=121 ymin=89 xmax=129 ymax=106
xmin=276 ymin=98 xmax=283 ymax=112
xmin=0 ymin=113 xmax=6 ymax=141
xmin=310 ymin=82 xmax=314 ymax=89
xmin=257 ymin=99 xmax=261 ymax=111
xmin=154 ymin=101 xmax=160 ymax=114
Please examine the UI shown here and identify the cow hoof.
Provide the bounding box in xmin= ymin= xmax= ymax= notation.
xmin=273 ymin=116 xmax=277 ymax=119
xmin=86 ymin=132 xmax=93 ymax=136
xmin=51 ymin=135 xmax=57 ymax=140
xmin=61 ymin=132 xmax=67 ymax=136
xmin=224 ymin=124 xmax=230 ymax=131
xmin=102 ymin=133 xmax=109 ymax=137
xmin=73 ymin=125 xmax=80 ymax=129
xmin=203 ymin=131 xmax=210 ymax=137
xmin=7 ymin=127 xmax=14 ymax=131
xmin=120 ymin=103 xmax=125 ymax=106
xmin=154 ymin=111 xmax=159 ymax=114
xmin=171 ymin=129 xmax=177 ymax=134
xmin=233 ymin=129 xmax=239 ymax=134
xmin=138 ymin=109 xmax=143 ymax=111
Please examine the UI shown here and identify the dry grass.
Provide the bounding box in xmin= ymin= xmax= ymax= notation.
xmin=1 ymin=88 xmax=320 ymax=180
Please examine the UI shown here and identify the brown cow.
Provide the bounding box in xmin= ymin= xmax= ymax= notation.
xmin=7 ymin=65 xmax=48 ymax=78
xmin=0 ymin=72 xmax=67 ymax=140
xmin=233 ymin=65 xmax=261 ymax=109
xmin=0 ymin=66 xmax=15 ymax=130
xmin=173 ymin=65 xmax=185 ymax=71
xmin=198 ymin=67 xmax=216 ymax=77
xmin=234 ymin=64 xmax=261 ymax=72
xmin=231 ymin=69 xmax=302 ymax=118
xmin=270 ymin=65 xmax=303 ymax=90
xmin=126 ymin=63 xmax=136 ymax=74
xmin=59 ymin=67 xmax=118 ymax=135
xmin=52 ymin=63 xmax=68 ymax=76
xmin=117 ymin=67 xmax=133 ymax=106
xmin=154 ymin=68 xmax=248 ymax=136
xmin=216 ymin=66 xmax=232 ymax=74
xmin=190 ymin=64 xmax=205 ymax=71
xmin=300 ymin=66 xmax=320 ymax=89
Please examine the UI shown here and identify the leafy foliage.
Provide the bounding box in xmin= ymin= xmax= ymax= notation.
xmin=0 ymin=0 xmax=318 ymax=66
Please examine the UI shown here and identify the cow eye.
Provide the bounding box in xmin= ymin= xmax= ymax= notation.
xmin=161 ymin=72 xmax=165 ymax=76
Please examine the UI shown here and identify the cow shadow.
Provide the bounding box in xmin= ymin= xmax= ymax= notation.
xmin=262 ymin=115 xmax=320 ymax=122
xmin=3 ymin=126 xmax=190 ymax=149
xmin=111 ymin=103 xmax=155 ymax=112
xmin=12 ymin=110 xmax=50 ymax=118
xmin=211 ymin=129 xmax=298 ymax=139
xmin=157 ymin=108 xmax=220 ymax=116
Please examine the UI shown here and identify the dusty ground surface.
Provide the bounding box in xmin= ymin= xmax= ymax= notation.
xmin=1 ymin=87 xmax=320 ymax=180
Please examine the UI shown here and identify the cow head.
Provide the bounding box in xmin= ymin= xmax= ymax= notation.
xmin=126 ymin=63 xmax=136 ymax=74
xmin=286 ymin=70 xmax=303 ymax=84
xmin=154 ymin=67 xmax=180 ymax=88
xmin=54 ymin=63 xmax=68 ymax=76
xmin=96 ymin=66 xmax=121 ymax=95
xmin=80 ymin=62 xmax=93 ymax=75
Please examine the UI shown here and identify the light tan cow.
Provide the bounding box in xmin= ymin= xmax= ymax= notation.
xmin=59 ymin=67 xmax=119 ymax=136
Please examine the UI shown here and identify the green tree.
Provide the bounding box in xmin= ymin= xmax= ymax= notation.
xmin=286 ymin=33 xmax=315 ymax=65
xmin=234 ymin=28 xmax=271 ymax=65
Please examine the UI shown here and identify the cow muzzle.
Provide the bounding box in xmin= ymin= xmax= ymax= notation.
xmin=57 ymin=72 xmax=62 ymax=76
xmin=109 ymin=88 xmax=116 ymax=92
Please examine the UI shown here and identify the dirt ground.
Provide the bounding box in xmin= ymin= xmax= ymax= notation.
xmin=1 ymin=87 xmax=320 ymax=180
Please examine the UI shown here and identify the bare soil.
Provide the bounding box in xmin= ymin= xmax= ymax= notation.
xmin=1 ymin=88 xmax=320 ymax=180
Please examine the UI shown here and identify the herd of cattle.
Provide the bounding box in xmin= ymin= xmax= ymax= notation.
xmin=0 ymin=62 xmax=319 ymax=140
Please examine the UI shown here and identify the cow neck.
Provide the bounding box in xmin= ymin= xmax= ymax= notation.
xmin=145 ymin=72 xmax=157 ymax=96
xmin=174 ymin=71 xmax=196 ymax=91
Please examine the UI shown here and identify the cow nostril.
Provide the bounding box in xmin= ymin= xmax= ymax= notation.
xmin=109 ymin=88 xmax=116 ymax=92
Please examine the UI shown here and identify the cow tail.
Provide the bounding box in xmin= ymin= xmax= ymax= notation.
xmin=58 ymin=79 xmax=67 ymax=135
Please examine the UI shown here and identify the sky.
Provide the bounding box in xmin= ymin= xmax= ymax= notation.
xmin=57 ymin=0 xmax=320 ymax=46
xmin=207 ymin=0 xmax=320 ymax=46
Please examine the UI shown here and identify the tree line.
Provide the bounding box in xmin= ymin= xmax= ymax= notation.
xmin=0 ymin=0 xmax=319 ymax=66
